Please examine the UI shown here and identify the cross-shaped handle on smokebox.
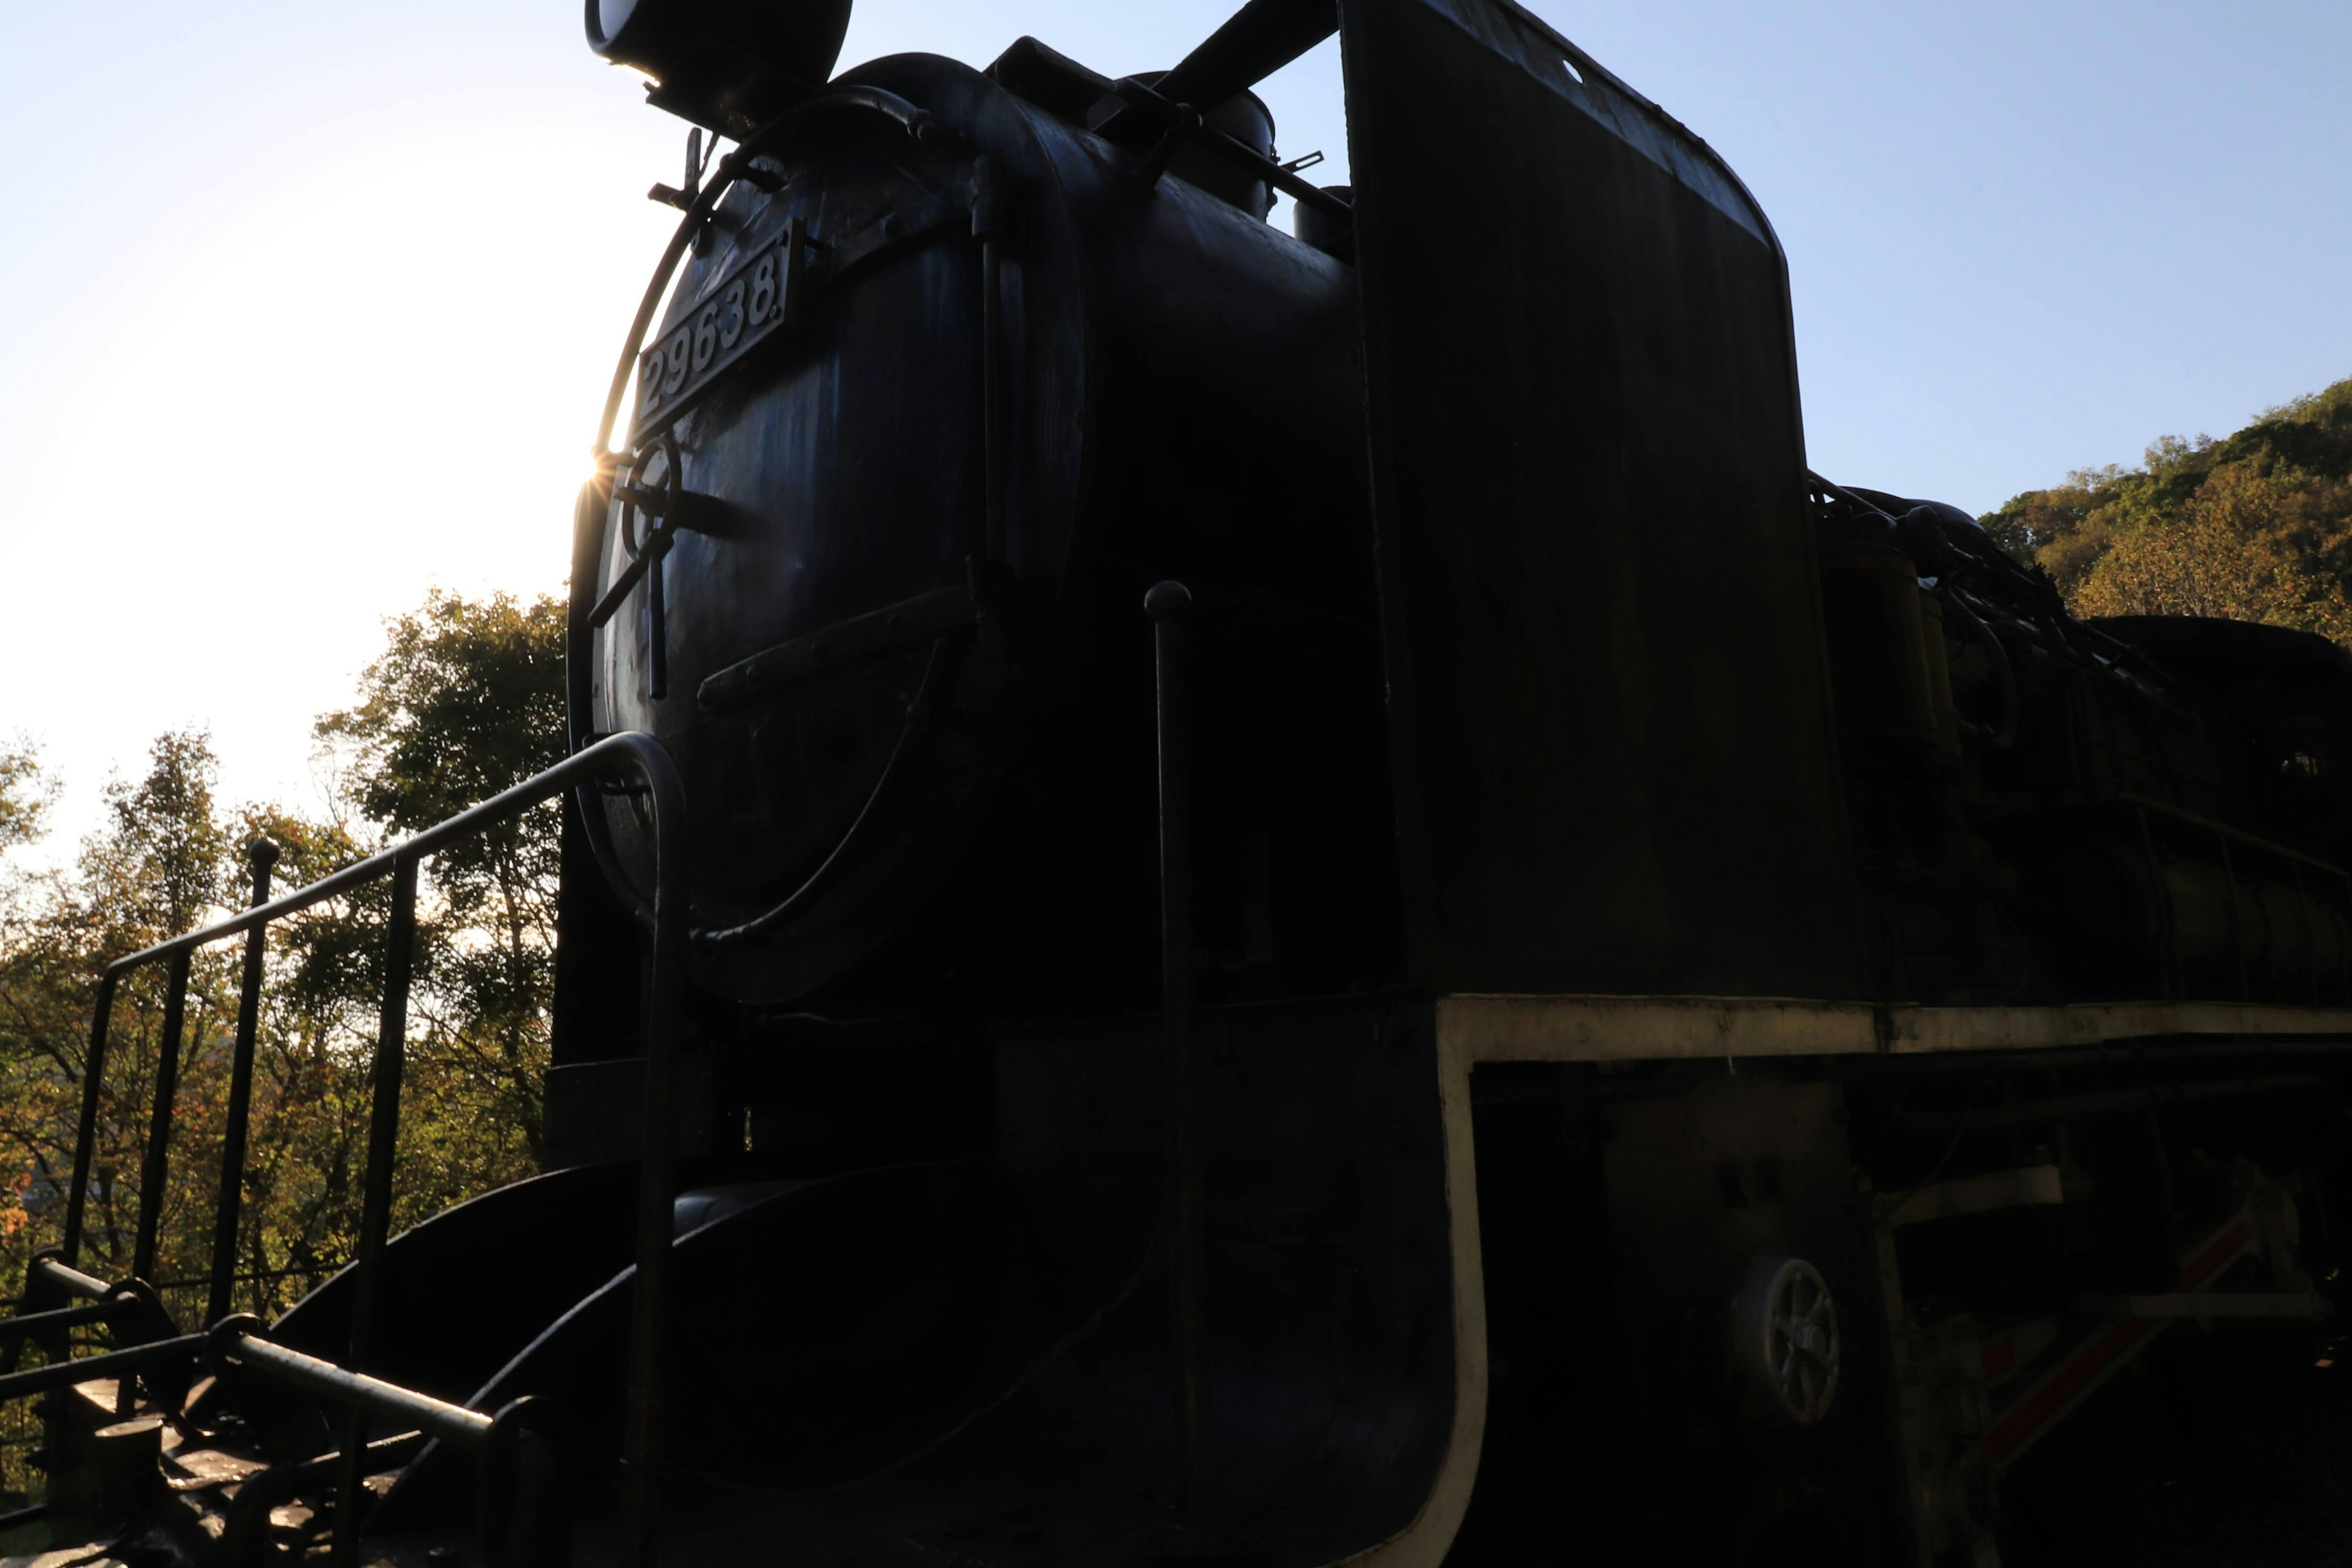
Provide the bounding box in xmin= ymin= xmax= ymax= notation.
xmin=588 ymin=435 xmax=689 ymax=700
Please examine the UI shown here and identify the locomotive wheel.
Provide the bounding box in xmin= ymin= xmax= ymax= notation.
xmin=1735 ymin=1256 xmax=1842 ymax=1426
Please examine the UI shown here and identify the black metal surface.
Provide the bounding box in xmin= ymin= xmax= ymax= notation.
xmin=688 ymin=638 xmax=949 ymax=954
xmin=215 ymin=1321 xmax=494 ymax=1450
xmin=0 ymin=1298 xmax=129 ymax=1341
xmin=1291 ymin=182 xmax=1352 ymax=260
xmin=0 ymin=1333 xmax=202 ymax=1403
xmin=7 ymin=1272 xmax=78 ymax=1387
xmin=987 ymin=37 xmax=1118 ymax=128
xmin=575 ymin=77 xmax=1009 ymax=981
xmin=1134 ymin=99 xmax=1199 ymax=192
xmin=61 ymin=975 xmax=117 ymax=1267
xmin=334 ymin=851 xmax=420 ymax=1566
xmin=1340 ymin=0 xmax=1859 ymax=997
xmin=31 ymin=1255 xmax=108 ymax=1303
xmin=1896 ymin=1072 xmax=2336 ymax=1137
xmin=130 ymin=949 xmax=190 ymax=1286
xmin=978 ymin=154 xmax=1008 ymax=563
xmin=696 ymin=582 xmax=978 ymax=714
xmin=270 ymin=1163 xmax=647 ymax=1408
xmin=220 ymin=1430 xmax=428 ymax=1568
xmin=1102 ymin=75 xmax=1351 ymax=220
xmin=211 ymin=1326 xmax=567 ymax=1564
xmin=1145 ymin=581 xmax=1207 ymax=1514
xmin=351 ymin=858 xmax=421 ymax=1347
xmin=624 ymin=760 xmax=690 ymax=1567
xmin=1085 ymin=0 xmax=1338 ymax=203
xmin=584 ymin=0 xmax=854 ymax=138
xmin=478 ymin=1397 xmax=568 ymax=1568
xmin=208 ymin=839 xmax=278 ymax=1328
xmin=371 ymin=1166 xmax=995 ymax=1536
xmin=375 ymin=997 xmax=1456 ymax=1562
xmin=580 ymin=50 xmax=1385 ymax=1009
xmin=549 ymin=786 xmax=649 ymax=1091
xmin=586 ymin=85 xmax=942 ymax=464
xmin=587 ymin=437 xmax=694 ymax=703
xmin=1154 ymin=0 xmax=1337 ymax=116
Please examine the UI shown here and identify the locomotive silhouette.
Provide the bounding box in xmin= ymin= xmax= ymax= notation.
xmin=10 ymin=1 xmax=2350 ymax=1564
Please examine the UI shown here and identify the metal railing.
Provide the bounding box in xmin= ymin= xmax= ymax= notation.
xmin=0 ymin=731 xmax=687 ymax=1562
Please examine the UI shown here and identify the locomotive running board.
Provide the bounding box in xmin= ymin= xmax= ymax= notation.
xmin=1437 ymin=993 xmax=2352 ymax=1063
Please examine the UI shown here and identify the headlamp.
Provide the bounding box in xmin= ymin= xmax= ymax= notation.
xmin=586 ymin=0 xmax=854 ymax=135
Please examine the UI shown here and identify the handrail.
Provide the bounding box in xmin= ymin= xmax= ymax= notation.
xmin=208 ymin=1316 xmax=560 ymax=1567
xmin=0 ymin=1256 xmax=115 ymax=1375
xmin=66 ymin=731 xmax=682 ymax=1006
xmin=31 ymin=1255 xmax=108 ymax=1302
xmin=36 ymin=729 xmax=687 ymax=1564
xmin=0 ymin=1333 xmax=206 ymax=1403
xmin=0 ymin=1298 xmax=130 ymax=1341
xmin=211 ymin=1315 xmax=491 ymax=1449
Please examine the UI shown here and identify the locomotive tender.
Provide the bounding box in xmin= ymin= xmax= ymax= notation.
xmin=13 ymin=0 xmax=2352 ymax=1563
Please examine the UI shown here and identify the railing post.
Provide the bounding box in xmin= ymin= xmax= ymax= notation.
xmin=1145 ymin=580 xmax=1209 ymax=1517
xmin=130 ymin=951 xmax=194 ymax=1287
xmin=622 ymin=740 xmax=688 ymax=1568
xmin=333 ymin=851 xmax=419 ymax=1567
xmin=206 ymin=840 xmax=279 ymax=1329
xmin=977 ymin=156 xmax=1006 ymax=565
xmin=62 ymin=973 xmax=122 ymax=1269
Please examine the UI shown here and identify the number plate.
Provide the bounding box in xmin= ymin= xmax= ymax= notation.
xmin=631 ymin=218 xmax=806 ymax=443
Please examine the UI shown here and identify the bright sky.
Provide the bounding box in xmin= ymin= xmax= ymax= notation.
xmin=3 ymin=0 xmax=2345 ymax=850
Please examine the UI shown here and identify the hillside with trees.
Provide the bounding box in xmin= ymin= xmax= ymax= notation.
xmin=1981 ymin=375 xmax=2352 ymax=638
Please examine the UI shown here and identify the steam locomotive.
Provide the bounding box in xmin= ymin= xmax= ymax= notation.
xmin=16 ymin=0 xmax=2352 ymax=1564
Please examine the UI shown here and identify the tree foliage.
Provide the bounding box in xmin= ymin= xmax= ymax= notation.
xmin=1982 ymin=376 xmax=2352 ymax=639
xmin=0 ymin=741 xmax=56 ymax=858
xmin=315 ymin=589 xmax=569 ymax=1167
